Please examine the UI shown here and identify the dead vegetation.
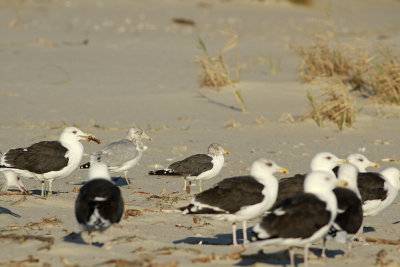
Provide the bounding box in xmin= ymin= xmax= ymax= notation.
xmin=196 ymin=28 xmax=247 ymax=112
xmin=293 ymin=20 xmax=400 ymax=129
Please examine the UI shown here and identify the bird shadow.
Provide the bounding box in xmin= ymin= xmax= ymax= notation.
xmin=63 ymin=232 xmax=104 ymax=247
xmin=30 ymin=189 xmax=69 ymax=197
xmin=363 ymin=226 xmax=375 ymax=233
xmin=237 ymin=247 xmax=344 ymax=266
xmin=111 ymin=177 xmax=129 ymax=187
xmin=174 ymin=228 xmax=253 ymax=246
xmin=0 ymin=207 xmax=21 ymax=217
xmin=197 ymin=92 xmax=242 ymax=112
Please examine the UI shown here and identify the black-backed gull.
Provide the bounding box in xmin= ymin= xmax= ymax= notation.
xmin=180 ymin=158 xmax=288 ymax=245
xmin=80 ymin=126 xmax=151 ymax=187
xmin=0 ymin=127 xmax=100 ymax=197
xmin=149 ymin=143 xmax=229 ymax=193
xmin=75 ymin=155 xmax=124 ymax=247
xmin=322 ymin=163 xmax=363 ymax=257
xmin=251 ymin=171 xmax=345 ymax=267
xmin=275 ymin=152 xmax=346 ymax=204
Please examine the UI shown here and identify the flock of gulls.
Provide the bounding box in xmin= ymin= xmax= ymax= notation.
xmin=1 ymin=126 xmax=400 ymax=266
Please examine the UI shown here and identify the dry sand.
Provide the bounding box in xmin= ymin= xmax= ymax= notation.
xmin=0 ymin=0 xmax=400 ymax=266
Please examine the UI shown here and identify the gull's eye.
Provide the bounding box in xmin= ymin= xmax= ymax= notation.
xmin=73 ymin=130 xmax=77 ymax=134
xmin=358 ymin=158 xmax=363 ymax=162
xmin=266 ymin=162 xmax=273 ymax=167
xmin=326 ymin=156 xmax=332 ymax=160
xmin=325 ymin=177 xmax=330 ymax=181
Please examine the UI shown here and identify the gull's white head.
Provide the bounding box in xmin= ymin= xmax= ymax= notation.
xmin=346 ymin=153 xmax=379 ymax=172
xmin=250 ymin=158 xmax=289 ymax=180
xmin=88 ymin=155 xmax=111 ymax=181
xmin=310 ymin=152 xmax=346 ymax=173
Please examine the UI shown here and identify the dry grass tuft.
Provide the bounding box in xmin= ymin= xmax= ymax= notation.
xmin=197 ymin=28 xmax=247 ymax=112
xmin=306 ymin=80 xmax=358 ymax=130
xmin=293 ymin=20 xmax=400 ymax=129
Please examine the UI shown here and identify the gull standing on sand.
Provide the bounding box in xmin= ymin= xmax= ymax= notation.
xmin=251 ymin=171 xmax=345 ymax=267
xmin=0 ymin=127 xmax=100 ymax=197
xmin=275 ymin=152 xmax=346 ymax=204
xmin=148 ymin=143 xmax=230 ymax=193
xmin=180 ymin=158 xmax=288 ymax=245
xmin=80 ymin=126 xmax=151 ymax=187
xmin=322 ymin=163 xmax=363 ymax=257
xmin=75 ymin=155 xmax=124 ymax=247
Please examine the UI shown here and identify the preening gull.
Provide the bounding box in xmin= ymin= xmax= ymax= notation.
xmin=180 ymin=158 xmax=288 ymax=245
xmin=80 ymin=126 xmax=151 ymax=187
xmin=275 ymin=152 xmax=346 ymax=204
xmin=322 ymin=163 xmax=363 ymax=257
xmin=0 ymin=170 xmax=27 ymax=193
xmin=149 ymin=143 xmax=229 ymax=193
xmin=75 ymin=155 xmax=124 ymax=247
xmin=0 ymin=127 xmax=100 ymax=197
xmin=251 ymin=171 xmax=346 ymax=267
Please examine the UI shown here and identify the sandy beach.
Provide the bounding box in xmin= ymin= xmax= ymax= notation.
xmin=1 ymin=0 xmax=400 ymax=266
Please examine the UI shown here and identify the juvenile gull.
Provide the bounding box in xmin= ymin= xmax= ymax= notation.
xmin=180 ymin=158 xmax=288 ymax=245
xmin=149 ymin=143 xmax=229 ymax=193
xmin=275 ymin=152 xmax=346 ymax=204
xmin=80 ymin=126 xmax=151 ymax=187
xmin=0 ymin=127 xmax=100 ymax=197
xmin=322 ymin=163 xmax=363 ymax=257
xmin=251 ymin=171 xmax=345 ymax=267
xmin=75 ymin=155 xmax=124 ymax=247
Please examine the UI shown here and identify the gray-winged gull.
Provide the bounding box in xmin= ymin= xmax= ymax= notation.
xmin=80 ymin=126 xmax=151 ymax=187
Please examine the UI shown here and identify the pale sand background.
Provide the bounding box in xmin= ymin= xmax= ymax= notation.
xmin=0 ymin=0 xmax=400 ymax=266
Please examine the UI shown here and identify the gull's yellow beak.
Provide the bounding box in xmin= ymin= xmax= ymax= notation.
xmin=369 ymin=162 xmax=380 ymax=168
xmin=279 ymin=167 xmax=289 ymax=175
xmin=224 ymin=150 xmax=230 ymax=155
xmin=336 ymin=179 xmax=348 ymax=188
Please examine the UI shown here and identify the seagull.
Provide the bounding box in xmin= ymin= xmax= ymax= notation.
xmin=1 ymin=170 xmax=27 ymax=193
xmin=0 ymin=127 xmax=100 ymax=197
xmin=346 ymin=153 xmax=380 ymax=172
xmin=148 ymin=143 xmax=230 ymax=193
xmin=275 ymin=152 xmax=346 ymax=204
xmin=322 ymin=163 xmax=363 ymax=257
xmin=180 ymin=158 xmax=288 ymax=245
xmin=80 ymin=126 xmax=151 ymax=187
xmin=251 ymin=171 xmax=346 ymax=267
xmin=75 ymin=155 xmax=124 ymax=247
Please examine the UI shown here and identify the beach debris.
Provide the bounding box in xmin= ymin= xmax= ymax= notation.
xmin=11 ymin=196 xmax=27 ymax=205
xmin=366 ymin=237 xmax=400 ymax=245
xmin=172 ymin=18 xmax=196 ymax=26
xmin=60 ymin=257 xmax=79 ymax=267
xmin=381 ymin=158 xmax=398 ymax=163
xmin=0 ymin=234 xmax=54 ymax=250
xmin=96 ymin=258 xmax=178 ymax=267
xmin=375 ymin=249 xmax=393 ymax=267
xmin=0 ymin=255 xmax=39 ymax=266
xmin=0 ymin=191 xmax=32 ymax=196
xmin=372 ymin=139 xmax=392 ymax=145
xmin=124 ymin=209 xmax=143 ymax=219
xmin=252 ymin=116 xmax=270 ymax=125
xmin=224 ymin=119 xmax=240 ymax=129
xmin=192 ymin=248 xmax=245 ymax=263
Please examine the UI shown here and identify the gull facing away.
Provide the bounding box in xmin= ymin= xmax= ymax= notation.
xmin=180 ymin=158 xmax=288 ymax=245
xmin=80 ymin=126 xmax=151 ymax=188
xmin=148 ymin=143 xmax=230 ymax=193
xmin=0 ymin=127 xmax=100 ymax=197
xmin=75 ymin=155 xmax=124 ymax=247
